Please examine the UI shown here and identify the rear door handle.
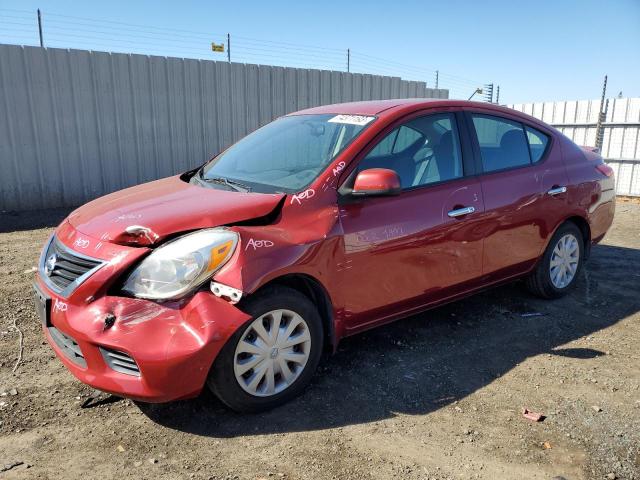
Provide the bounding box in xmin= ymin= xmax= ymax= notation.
xmin=547 ymin=186 xmax=567 ymax=196
xmin=447 ymin=206 xmax=475 ymax=218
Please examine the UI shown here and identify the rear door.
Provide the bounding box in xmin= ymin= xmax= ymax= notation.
xmin=465 ymin=110 xmax=569 ymax=278
xmin=336 ymin=110 xmax=486 ymax=333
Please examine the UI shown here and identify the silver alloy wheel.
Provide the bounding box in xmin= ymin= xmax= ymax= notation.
xmin=233 ymin=309 xmax=311 ymax=397
xmin=549 ymin=233 xmax=580 ymax=289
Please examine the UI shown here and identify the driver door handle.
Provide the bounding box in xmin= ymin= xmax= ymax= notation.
xmin=447 ymin=206 xmax=475 ymax=218
xmin=547 ymin=186 xmax=567 ymax=196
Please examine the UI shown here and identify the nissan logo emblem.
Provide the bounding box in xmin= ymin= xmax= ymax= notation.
xmin=45 ymin=253 xmax=57 ymax=277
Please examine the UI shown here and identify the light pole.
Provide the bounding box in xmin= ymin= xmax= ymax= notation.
xmin=468 ymin=88 xmax=483 ymax=101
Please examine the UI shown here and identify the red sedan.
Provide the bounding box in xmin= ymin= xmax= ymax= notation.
xmin=34 ymin=99 xmax=615 ymax=412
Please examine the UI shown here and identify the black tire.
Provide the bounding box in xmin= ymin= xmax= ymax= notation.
xmin=207 ymin=286 xmax=324 ymax=413
xmin=526 ymin=222 xmax=584 ymax=299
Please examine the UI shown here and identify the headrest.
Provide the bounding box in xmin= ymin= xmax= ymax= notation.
xmin=500 ymin=129 xmax=526 ymax=150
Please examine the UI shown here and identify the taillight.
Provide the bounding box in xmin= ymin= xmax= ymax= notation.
xmin=596 ymin=164 xmax=614 ymax=177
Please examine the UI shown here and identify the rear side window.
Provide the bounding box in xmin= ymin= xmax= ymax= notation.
xmin=471 ymin=114 xmax=531 ymax=172
xmin=525 ymin=126 xmax=549 ymax=162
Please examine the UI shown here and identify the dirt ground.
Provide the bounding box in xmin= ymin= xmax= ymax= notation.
xmin=0 ymin=203 xmax=639 ymax=480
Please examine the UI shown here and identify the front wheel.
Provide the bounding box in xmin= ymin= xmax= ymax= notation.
xmin=526 ymin=222 xmax=584 ymax=299
xmin=207 ymin=286 xmax=324 ymax=412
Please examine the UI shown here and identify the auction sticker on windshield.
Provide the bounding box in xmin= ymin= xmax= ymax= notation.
xmin=328 ymin=114 xmax=375 ymax=126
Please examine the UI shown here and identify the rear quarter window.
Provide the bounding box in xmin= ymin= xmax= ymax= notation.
xmin=525 ymin=126 xmax=550 ymax=162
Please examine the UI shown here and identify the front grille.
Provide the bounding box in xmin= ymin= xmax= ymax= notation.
xmin=48 ymin=327 xmax=86 ymax=367
xmin=100 ymin=348 xmax=141 ymax=377
xmin=40 ymin=237 xmax=103 ymax=296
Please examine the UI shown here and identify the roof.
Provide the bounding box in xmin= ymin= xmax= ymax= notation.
xmin=289 ymin=99 xmax=551 ymax=129
xmin=290 ymin=99 xmax=518 ymax=116
xmin=291 ymin=99 xmax=432 ymax=116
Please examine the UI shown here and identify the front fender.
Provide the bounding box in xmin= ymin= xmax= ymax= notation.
xmin=213 ymin=203 xmax=342 ymax=298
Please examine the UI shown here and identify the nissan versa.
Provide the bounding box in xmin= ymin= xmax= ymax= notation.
xmin=34 ymin=99 xmax=615 ymax=412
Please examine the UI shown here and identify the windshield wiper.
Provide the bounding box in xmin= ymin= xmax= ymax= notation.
xmin=198 ymin=171 xmax=251 ymax=192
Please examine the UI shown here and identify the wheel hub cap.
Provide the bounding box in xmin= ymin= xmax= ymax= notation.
xmin=233 ymin=309 xmax=311 ymax=397
xmin=549 ymin=233 xmax=579 ymax=289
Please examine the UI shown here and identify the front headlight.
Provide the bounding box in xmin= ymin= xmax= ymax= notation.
xmin=122 ymin=228 xmax=238 ymax=300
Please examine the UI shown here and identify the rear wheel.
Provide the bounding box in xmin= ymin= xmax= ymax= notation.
xmin=526 ymin=222 xmax=584 ymax=299
xmin=207 ymin=286 xmax=323 ymax=412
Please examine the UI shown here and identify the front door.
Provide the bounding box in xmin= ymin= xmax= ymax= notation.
xmin=336 ymin=111 xmax=485 ymax=333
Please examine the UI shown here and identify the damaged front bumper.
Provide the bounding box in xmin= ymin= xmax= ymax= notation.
xmin=36 ymin=278 xmax=250 ymax=402
xmin=34 ymin=225 xmax=251 ymax=403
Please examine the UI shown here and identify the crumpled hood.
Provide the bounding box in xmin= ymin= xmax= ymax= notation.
xmin=67 ymin=175 xmax=285 ymax=244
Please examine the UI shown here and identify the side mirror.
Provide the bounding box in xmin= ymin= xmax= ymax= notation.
xmin=352 ymin=168 xmax=401 ymax=196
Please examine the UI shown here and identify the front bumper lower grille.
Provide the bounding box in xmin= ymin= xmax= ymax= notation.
xmin=48 ymin=327 xmax=86 ymax=367
xmin=100 ymin=348 xmax=141 ymax=377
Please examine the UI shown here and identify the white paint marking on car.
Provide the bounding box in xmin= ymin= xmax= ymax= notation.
xmin=73 ymin=237 xmax=90 ymax=249
xmin=245 ymin=238 xmax=275 ymax=251
xmin=290 ymin=188 xmax=315 ymax=205
xmin=53 ymin=299 xmax=68 ymax=312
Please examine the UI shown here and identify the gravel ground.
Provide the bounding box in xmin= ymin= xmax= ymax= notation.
xmin=0 ymin=202 xmax=639 ymax=480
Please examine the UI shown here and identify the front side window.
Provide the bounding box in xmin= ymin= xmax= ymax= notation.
xmin=471 ymin=114 xmax=531 ymax=172
xmin=199 ymin=114 xmax=374 ymax=193
xmin=356 ymin=113 xmax=463 ymax=189
xmin=367 ymin=125 xmax=423 ymax=157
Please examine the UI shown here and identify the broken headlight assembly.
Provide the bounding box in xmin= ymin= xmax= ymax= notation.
xmin=122 ymin=228 xmax=238 ymax=300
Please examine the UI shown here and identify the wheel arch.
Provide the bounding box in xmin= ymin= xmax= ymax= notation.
xmin=526 ymin=215 xmax=589 ymax=299
xmin=537 ymin=214 xmax=592 ymax=265
xmin=252 ymin=273 xmax=336 ymax=353
xmin=564 ymin=215 xmax=592 ymax=259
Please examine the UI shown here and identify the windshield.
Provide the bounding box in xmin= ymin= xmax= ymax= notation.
xmin=199 ymin=114 xmax=375 ymax=193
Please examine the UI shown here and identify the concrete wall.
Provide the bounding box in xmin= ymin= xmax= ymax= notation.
xmin=0 ymin=44 xmax=448 ymax=211
xmin=509 ymin=98 xmax=640 ymax=196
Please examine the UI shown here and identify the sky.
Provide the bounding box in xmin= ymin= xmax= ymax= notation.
xmin=1 ymin=0 xmax=638 ymax=104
